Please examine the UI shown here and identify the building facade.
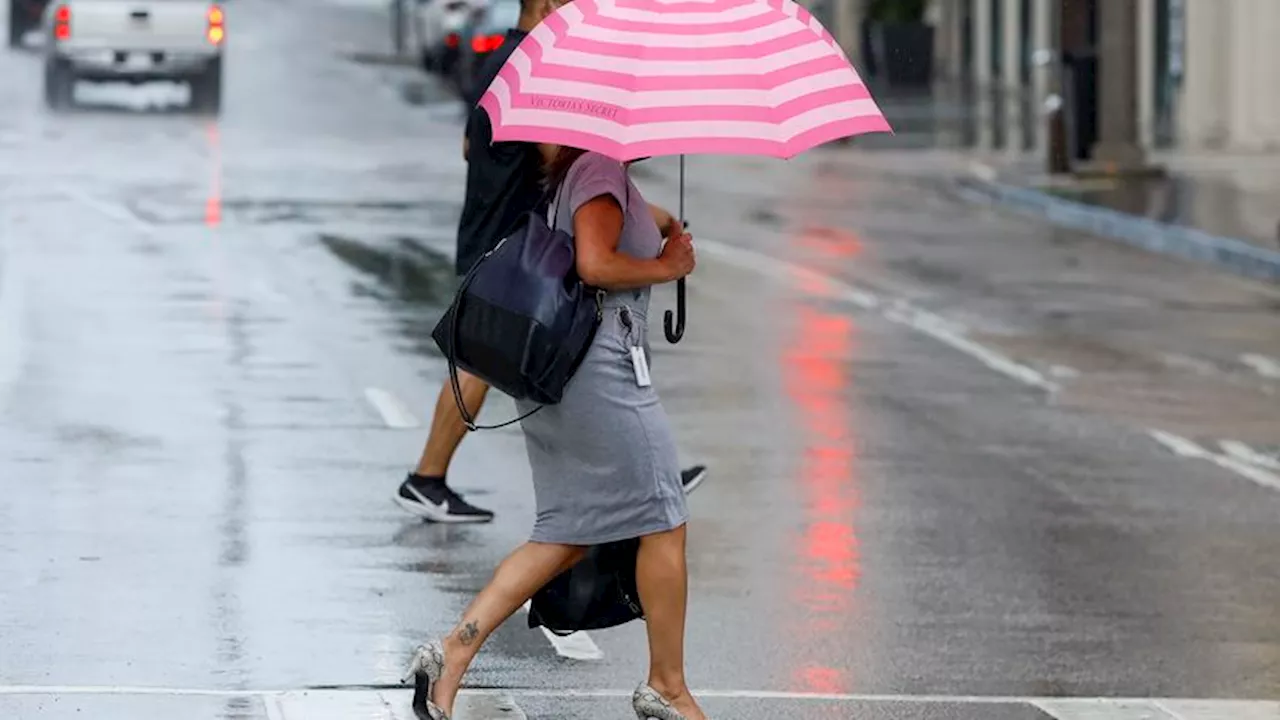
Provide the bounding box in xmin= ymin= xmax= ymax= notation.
xmin=920 ymin=0 xmax=1280 ymax=154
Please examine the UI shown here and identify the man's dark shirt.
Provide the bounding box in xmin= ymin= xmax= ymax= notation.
xmin=455 ymin=28 xmax=544 ymax=276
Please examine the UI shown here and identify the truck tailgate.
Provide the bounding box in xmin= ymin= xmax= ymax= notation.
xmin=63 ymin=0 xmax=215 ymax=51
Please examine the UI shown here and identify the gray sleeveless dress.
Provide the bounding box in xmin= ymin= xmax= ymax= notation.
xmin=515 ymin=152 xmax=688 ymax=545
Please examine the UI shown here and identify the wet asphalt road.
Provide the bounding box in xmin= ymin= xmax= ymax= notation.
xmin=2 ymin=1 xmax=1280 ymax=718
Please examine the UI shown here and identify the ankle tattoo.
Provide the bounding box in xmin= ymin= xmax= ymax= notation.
xmin=456 ymin=620 xmax=479 ymax=646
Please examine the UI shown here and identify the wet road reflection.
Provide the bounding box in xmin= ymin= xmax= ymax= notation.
xmin=318 ymin=233 xmax=456 ymax=359
xmin=3 ymin=0 xmax=1280 ymax=714
xmin=783 ymin=231 xmax=863 ymax=697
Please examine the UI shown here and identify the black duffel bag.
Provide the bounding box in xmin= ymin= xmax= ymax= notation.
xmin=527 ymin=538 xmax=644 ymax=635
xmin=431 ymin=184 xmax=613 ymax=430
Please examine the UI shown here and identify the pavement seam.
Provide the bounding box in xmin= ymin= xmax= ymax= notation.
xmin=952 ymin=174 xmax=1280 ymax=285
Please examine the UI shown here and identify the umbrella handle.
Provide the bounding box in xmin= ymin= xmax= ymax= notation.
xmin=664 ymin=278 xmax=686 ymax=344
xmin=665 ymin=156 xmax=688 ymax=344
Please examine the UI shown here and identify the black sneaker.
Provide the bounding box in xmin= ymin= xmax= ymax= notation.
xmin=680 ymin=465 xmax=708 ymax=494
xmin=395 ymin=474 xmax=495 ymax=523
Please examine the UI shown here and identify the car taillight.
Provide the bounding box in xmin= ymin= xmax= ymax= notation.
xmin=53 ymin=5 xmax=70 ymax=40
xmin=470 ymin=34 xmax=503 ymax=53
xmin=206 ymin=5 xmax=224 ymax=45
xmin=445 ymin=33 xmax=459 ymax=49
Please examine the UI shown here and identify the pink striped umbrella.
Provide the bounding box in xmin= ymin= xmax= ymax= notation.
xmin=477 ymin=0 xmax=891 ymax=159
xmin=477 ymin=0 xmax=892 ymax=343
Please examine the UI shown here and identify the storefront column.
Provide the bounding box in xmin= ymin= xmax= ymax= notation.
xmin=1000 ymin=0 xmax=1024 ymax=153
xmin=1178 ymin=0 xmax=1231 ymax=149
xmin=1090 ymin=0 xmax=1145 ymax=167
xmin=834 ymin=0 xmax=866 ymax=69
xmin=1137 ymin=0 xmax=1156 ymax=149
xmin=972 ymin=0 xmax=994 ymax=150
xmin=1030 ymin=0 xmax=1053 ymax=152
xmin=933 ymin=0 xmax=962 ymax=82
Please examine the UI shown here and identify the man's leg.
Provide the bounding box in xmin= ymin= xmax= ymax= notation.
xmin=416 ymin=370 xmax=489 ymax=477
xmin=395 ymin=370 xmax=495 ymax=523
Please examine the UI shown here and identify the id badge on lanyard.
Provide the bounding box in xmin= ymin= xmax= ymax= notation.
xmin=630 ymin=346 xmax=652 ymax=387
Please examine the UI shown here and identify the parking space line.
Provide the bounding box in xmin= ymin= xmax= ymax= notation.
xmin=363 ymin=387 xmax=420 ymax=429
xmin=520 ymin=601 xmax=604 ymax=661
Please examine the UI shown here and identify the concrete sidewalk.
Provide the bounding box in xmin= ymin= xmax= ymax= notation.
xmin=847 ymin=84 xmax=1280 ymax=284
xmin=954 ymin=153 xmax=1280 ymax=284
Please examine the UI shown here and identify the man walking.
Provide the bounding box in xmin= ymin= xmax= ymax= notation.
xmin=395 ymin=0 xmax=707 ymax=523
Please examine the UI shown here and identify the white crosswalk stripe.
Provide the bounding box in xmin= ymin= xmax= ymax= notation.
xmin=2 ymin=688 xmax=1277 ymax=719
xmin=267 ymin=690 xmax=526 ymax=720
xmin=1034 ymin=698 xmax=1280 ymax=720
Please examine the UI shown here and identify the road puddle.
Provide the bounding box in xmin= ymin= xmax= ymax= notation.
xmin=318 ymin=232 xmax=457 ymax=359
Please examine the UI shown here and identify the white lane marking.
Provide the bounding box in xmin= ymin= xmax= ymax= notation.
xmin=1157 ymin=699 xmax=1280 ymax=720
xmin=2 ymin=687 xmax=1278 ymax=715
xmin=263 ymin=695 xmax=286 ymax=720
xmin=272 ymin=689 xmax=394 ymax=719
xmin=520 ymin=601 xmax=605 ymax=661
xmin=884 ymin=301 xmax=1059 ymax=392
xmin=60 ymin=187 xmax=154 ymax=233
xmin=1050 ymin=364 xmax=1081 ymax=379
xmin=1162 ymin=353 xmax=1218 ymax=376
xmin=1218 ymin=440 xmax=1280 ymax=472
xmin=1149 ymin=430 xmax=1280 ymax=492
xmin=1033 ymin=698 xmax=1179 ymax=719
xmin=252 ymin=277 xmax=291 ymax=306
xmin=697 ymin=238 xmax=878 ymax=309
xmin=969 ymin=160 xmax=999 ymax=183
xmin=696 ymin=239 xmax=1058 ymax=392
xmin=363 ymin=387 xmax=421 ymax=429
xmin=1240 ymin=353 xmax=1280 ymax=379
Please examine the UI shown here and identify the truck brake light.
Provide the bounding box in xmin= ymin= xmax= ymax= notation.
xmin=206 ymin=5 xmax=224 ymax=44
xmin=53 ymin=5 xmax=71 ymax=40
xmin=470 ymin=34 xmax=502 ymax=53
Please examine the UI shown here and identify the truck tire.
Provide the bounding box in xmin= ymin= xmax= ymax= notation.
xmin=191 ymin=57 xmax=223 ymax=115
xmin=390 ymin=0 xmax=405 ymax=55
xmin=8 ymin=0 xmax=28 ymax=48
xmin=43 ymin=58 xmax=75 ymax=111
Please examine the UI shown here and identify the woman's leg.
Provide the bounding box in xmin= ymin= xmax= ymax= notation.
xmin=636 ymin=524 xmax=706 ymax=720
xmin=431 ymin=541 xmax=586 ymax=714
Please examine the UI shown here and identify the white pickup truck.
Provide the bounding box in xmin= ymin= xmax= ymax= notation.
xmin=42 ymin=0 xmax=225 ymax=113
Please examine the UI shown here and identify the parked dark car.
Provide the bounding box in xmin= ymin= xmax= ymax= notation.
xmin=451 ymin=0 xmax=519 ymax=103
xmin=8 ymin=0 xmax=51 ymax=47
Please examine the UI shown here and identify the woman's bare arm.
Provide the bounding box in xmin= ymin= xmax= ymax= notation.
xmin=647 ymin=203 xmax=677 ymax=236
xmin=574 ymin=196 xmax=676 ymax=290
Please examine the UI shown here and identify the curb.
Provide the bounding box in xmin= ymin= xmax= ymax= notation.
xmin=953 ymin=172 xmax=1280 ymax=285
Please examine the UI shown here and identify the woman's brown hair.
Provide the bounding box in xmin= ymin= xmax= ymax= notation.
xmin=543 ymin=145 xmax=588 ymax=194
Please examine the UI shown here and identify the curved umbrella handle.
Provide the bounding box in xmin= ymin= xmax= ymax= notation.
xmin=664 ymin=278 xmax=686 ymax=344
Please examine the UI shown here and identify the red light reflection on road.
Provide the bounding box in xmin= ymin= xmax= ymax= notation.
xmin=795 ymin=225 xmax=863 ymax=258
xmin=205 ymin=121 xmax=222 ymax=228
xmin=781 ymin=265 xmax=862 ymax=695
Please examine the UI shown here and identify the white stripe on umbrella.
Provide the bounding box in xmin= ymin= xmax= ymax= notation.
xmin=497 ymin=70 xmax=859 ymax=109
xmin=480 ymin=0 xmax=891 ymax=159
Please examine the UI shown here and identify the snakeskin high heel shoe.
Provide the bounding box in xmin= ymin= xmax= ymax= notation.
xmin=632 ymin=683 xmax=688 ymax=720
xmin=402 ymin=641 xmax=448 ymax=720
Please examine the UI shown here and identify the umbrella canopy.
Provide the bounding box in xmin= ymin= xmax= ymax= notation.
xmin=478 ymin=0 xmax=892 ymax=160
